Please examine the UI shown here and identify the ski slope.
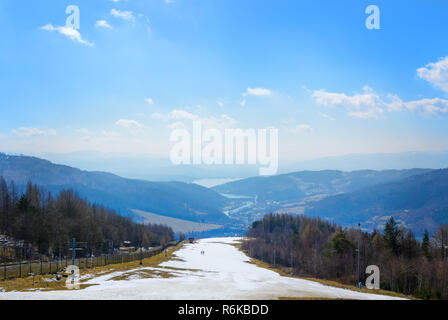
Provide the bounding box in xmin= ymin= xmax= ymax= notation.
xmin=0 ymin=237 xmax=406 ymax=300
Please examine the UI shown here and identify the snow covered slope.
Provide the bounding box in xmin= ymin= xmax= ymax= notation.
xmin=0 ymin=238 xmax=406 ymax=300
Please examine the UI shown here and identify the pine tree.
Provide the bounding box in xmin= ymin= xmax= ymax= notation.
xmin=422 ymin=230 xmax=430 ymax=258
xmin=384 ymin=217 xmax=401 ymax=255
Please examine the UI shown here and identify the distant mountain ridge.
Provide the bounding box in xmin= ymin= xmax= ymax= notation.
xmin=2 ymin=153 xmax=447 ymax=236
xmin=212 ymin=169 xmax=433 ymax=202
xmin=26 ymin=149 xmax=448 ymax=182
xmin=0 ymin=153 xmax=229 ymax=224
xmin=304 ymin=169 xmax=448 ymax=236
xmin=212 ymin=168 xmax=448 ymax=236
xmin=281 ymin=151 xmax=448 ymax=173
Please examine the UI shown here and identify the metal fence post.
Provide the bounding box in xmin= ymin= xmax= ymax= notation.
xmin=19 ymin=261 xmax=21 ymax=278
xmin=40 ymin=260 xmax=42 ymax=275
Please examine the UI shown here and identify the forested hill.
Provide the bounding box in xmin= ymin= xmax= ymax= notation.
xmin=0 ymin=178 xmax=174 ymax=261
xmin=304 ymin=169 xmax=448 ymax=235
xmin=212 ymin=169 xmax=432 ymax=202
xmin=244 ymin=213 xmax=448 ymax=299
xmin=0 ymin=153 xmax=229 ymax=224
xmin=212 ymin=168 xmax=448 ymax=235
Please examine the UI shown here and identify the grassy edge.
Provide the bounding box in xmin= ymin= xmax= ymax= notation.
xmin=0 ymin=241 xmax=185 ymax=293
xmin=231 ymin=239 xmax=416 ymax=300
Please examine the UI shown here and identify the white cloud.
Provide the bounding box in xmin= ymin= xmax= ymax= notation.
xmin=318 ymin=112 xmax=336 ymax=121
xmin=169 ymin=110 xmax=199 ymax=121
xmin=217 ymin=99 xmax=224 ymax=107
xmin=384 ymin=94 xmax=404 ymax=112
xmin=405 ymin=97 xmax=448 ymax=115
xmin=168 ymin=121 xmax=187 ymax=130
xmin=111 ymin=9 xmax=135 ymax=21
xmin=380 ymin=94 xmax=448 ymax=115
xmin=244 ymin=88 xmax=272 ymax=96
xmin=41 ymin=24 xmax=93 ymax=46
xmin=312 ymin=86 xmax=448 ymax=118
xmin=95 ymin=20 xmax=112 ymax=29
xmin=348 ymin=109 xmax=385 ymax=119
xmin=220 ymin=114 xmax=237 ymax=126
xmin=12 ymin=127 xmax=56 ymax=137
xmin=312 ymin=86 xmax=385 ymax=119
xmin=293 ymin=124 xmax=313 ymax=133
xmin=152 ymin=109 xmax=237 ymax=130
xmin=417 ymin=56 xmax=448 ymax=93
xmin=151 ymin=110 xmax=199 ymax=121
xmin=115 ymin=119 xmax=143 ymax=129
xmin=145 ymin=98 xmax=154 ymax=105
xmin=240 ymin=99 xmax=246 ymax=107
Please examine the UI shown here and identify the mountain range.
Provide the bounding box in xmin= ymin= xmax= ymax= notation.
xmin=212 ymin=169 xmax=433 ymax=202
xmin=0 ymin=153 xmax=229 ymax=224
xmin=305 ymin=169 xmax=448 ymax=235
xmin=1 ymin=152 xmax=447 ymax=236
xmin=213 ymin=168 xmax=448 ymax=236
xmin=22 ymin=149 xmax=448 ymax=182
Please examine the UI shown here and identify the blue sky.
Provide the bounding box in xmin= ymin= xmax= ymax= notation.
xmin=1 ymin=0 xmax=448 ymax=162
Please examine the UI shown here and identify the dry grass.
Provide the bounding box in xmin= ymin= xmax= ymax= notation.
xmin=279 ymin=297 xmax=351 ymax=300
xmin=0 ymin=274 xmax=97 ymax=292
xmin=0 ymin=242 xmax=184 ymax=292
xmin=161 ymin=265 xmax=203 ymax=273
xmin=234 ymin=241 xmax=414 ymax=300
xmin=109 ymin=269 xmax=174 ymax=281
xmin=300 ymin=277 xmax=415 ymax=299
xmin=87 ymin=242 xmax=183 ymax=276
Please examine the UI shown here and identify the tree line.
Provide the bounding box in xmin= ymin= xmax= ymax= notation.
xmin=0 ymin=177 xmax=174 ymax=262
xmin=242 ymin=213 xmax=448 ymax=299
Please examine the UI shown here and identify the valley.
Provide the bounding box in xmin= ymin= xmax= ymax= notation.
xmin=1 ymin=153 xmax=448 ymax=237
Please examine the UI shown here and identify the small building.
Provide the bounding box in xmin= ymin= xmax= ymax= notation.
xmin=119 ymin=240 xmax=135 ymax=253
xmin=188 ymin=237 xmax=195 ymax=243
xmin=119 ymin=246 xmax=135 ymax=253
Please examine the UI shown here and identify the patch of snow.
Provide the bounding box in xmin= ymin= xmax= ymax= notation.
xmin=0 ymin=238 xmax=406 ymax=300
